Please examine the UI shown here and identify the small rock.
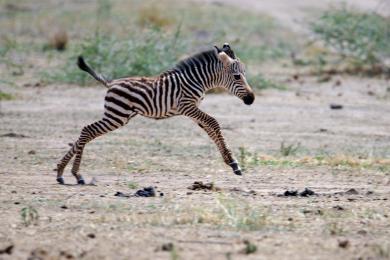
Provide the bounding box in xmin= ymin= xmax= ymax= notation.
xmin=161 ymin=242 xmax=174 ymax=251
xmin=28 ymin=150 xmax=36 ymax=155
xmin=334 ymin=80 xmax=342 ymax=86
xmin=29 ymin=248 xmax=48 ymax=259
xmin=60 ymin=205 xmax=68 ymax=209
xmin=0 ymin=132 xmax=28 ymax=138
xmin=114 ymin=191 xmax=130 ymax=198
xmin=0 ymin=244 xmax=14 ymax=255
xmin=318 ymin=75 xmax=332 ymax=83
xmin=345 ymin=188 xmax=359 ymax=195
xmin=338 ymin=239 xmax=350 ymax=249
xmin=357 ymin=230 xmax=367 ymax=235
xmin=330 ymin=104 xmax=343 ymax=110
xmin=333 ymin=205 xmax=345 ymax=211
xmin=87 ymin=233 xmax=96 ymax=239
xmin=59 ymin=250 xmax=74 ymax=259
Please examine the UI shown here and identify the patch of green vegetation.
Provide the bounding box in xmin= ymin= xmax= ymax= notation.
xmin=280 ymin=141 xmax=301 ymax=157
xmin=310 ymin=6 xmax=390 ymax=68
xmin=237 ymin=145 xmax=390 ymax=171
xmin=238 ymin=146 xmax=259 ymax=171
xmin=43 ymin=27 xmax=185 ymax=85
xmin=127 ymin=181 xmax=138 ymax=189
xmin=326 ymin=221 xmax=345 ymax=236
xmin=170 ymin=246 xmax=179 ymax=260
xmin=20 ymin=206 xmax=39 ymax=226
xmin=248 ymin=74 xmax=287 ymax=91
xmin=216 ymin=195 xmax=268 ymax=230
xmin=238 ymin=146 xmax=304 ymax=170
xmin=0 ymin=91 xmax=14 ymax=100
xmin=37 ymin=0 xmax=294 ymax=86
xmin=243 ymin=240 xmax=257 ymax=254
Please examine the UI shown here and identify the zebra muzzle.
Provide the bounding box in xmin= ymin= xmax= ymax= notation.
xmin=243 ymin=93 xmax=254 ymax=105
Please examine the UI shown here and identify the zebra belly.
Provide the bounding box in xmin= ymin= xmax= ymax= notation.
xmin=141 ymin=110 xmax=180 ymax=120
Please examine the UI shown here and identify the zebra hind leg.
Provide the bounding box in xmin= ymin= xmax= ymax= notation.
xmin=57 ymin=113 xmax=134 ymax=184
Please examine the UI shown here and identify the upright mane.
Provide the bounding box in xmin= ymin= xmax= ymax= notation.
xmin=172 ymin=49 xmax=219 ymax=72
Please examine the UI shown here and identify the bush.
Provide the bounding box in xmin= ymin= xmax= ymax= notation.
xmin=311 ymin=6 xmax=390 ymax=66
xmin=44 ymin=28 xmax=185 ymax=85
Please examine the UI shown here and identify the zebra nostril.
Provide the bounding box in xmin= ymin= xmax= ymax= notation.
xmin=243 ymin=93 xmax=254 ymax=105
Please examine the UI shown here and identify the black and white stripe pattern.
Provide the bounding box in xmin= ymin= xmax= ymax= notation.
xmin=56 ymin=43 xmax=254 ymax=184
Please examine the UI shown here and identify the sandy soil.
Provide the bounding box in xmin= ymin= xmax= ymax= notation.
xmin=1 ymin=74 xmax=389 ymax=259
xmin=1 ymin=0 xmax=390 ymax=259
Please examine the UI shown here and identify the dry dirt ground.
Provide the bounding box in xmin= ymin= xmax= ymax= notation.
xmin=1 ymin=75 xmax=389 ymax=259
xmin=1 ymin=0 xmax=390 ymax=259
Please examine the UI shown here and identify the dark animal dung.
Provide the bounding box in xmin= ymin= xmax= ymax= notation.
xmin=299 ymin=188 xmax=316 ymax=197
xmin=114 ymin=191 xmax=130 ymax=198
xmin=115 ymin=187 xmax=161 ymax=198
xmin=330 ymin=103 xmax=343 ymax=109
xmin=284 ymin=190 xmax=298 ymax=196
xmin=135 ymin=186 xmax=156 ymax=197
xmin=282 ymin=188 xmax=316 ymax=197
xmin=188 ymin=181 xmax=221 ymax=191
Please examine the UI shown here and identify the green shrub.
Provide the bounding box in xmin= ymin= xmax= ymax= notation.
xmin=20 ymin=206 xmax=39 ymax=226
xmin=248 ymin=74 xmax=286 ymax=90
xmin=44 ymin=28 xmax=185 ymax=85
xmin=311 ymin=6 xmax=390 ymax=66
xmin=0 ymin=91 xmax=14 ymax=100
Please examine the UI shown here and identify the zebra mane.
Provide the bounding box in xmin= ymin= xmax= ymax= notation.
xmin=171 ymin=49 xmax=219 ymax=72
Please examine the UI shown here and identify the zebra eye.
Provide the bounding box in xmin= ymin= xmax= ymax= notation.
xmin=233 ymin=74 xmax=241 ymax=80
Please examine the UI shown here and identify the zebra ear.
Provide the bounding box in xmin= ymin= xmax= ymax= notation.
xmin=218 ymin=52 xmax=233 ymax=67
xmin=214 ymin=45 xmax=222 ymax=53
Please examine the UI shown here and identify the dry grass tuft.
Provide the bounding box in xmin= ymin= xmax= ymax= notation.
xmin=49 ymin=29 xmax=68 ymax=51
xmin=137 ymin=5 xmax=174 ymax=28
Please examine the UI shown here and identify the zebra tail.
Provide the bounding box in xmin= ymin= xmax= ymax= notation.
xmin=77 ymin=56 xmax=110 ymax=87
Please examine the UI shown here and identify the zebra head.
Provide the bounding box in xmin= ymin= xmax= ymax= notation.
xmin=215 ymin=43 xmax=255 ymax=105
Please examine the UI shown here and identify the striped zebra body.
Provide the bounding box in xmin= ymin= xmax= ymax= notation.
xmin=56 ymin=43 xmax=254 ymax=184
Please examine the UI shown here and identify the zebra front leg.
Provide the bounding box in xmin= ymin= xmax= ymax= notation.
xmin=179 ymin=105 xmax=242 ymax=175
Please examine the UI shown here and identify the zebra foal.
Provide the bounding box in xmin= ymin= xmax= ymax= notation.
xmin=56 ymin=43 xmax=254 ymax=184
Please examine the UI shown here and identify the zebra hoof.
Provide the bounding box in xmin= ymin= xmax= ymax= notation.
xmin=78 ymin=178 xmax=85 ymax=185
xmin=57 ymin=177 xmax=65 ymax=185
xmin=234 ymin=169 xmax=242 ymax=176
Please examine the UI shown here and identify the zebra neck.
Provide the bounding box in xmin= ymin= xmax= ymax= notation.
xmin=191 ymin=61 xmax=224 ymax=92
xmin=161 ymin=61 xmax=224 ymax=95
